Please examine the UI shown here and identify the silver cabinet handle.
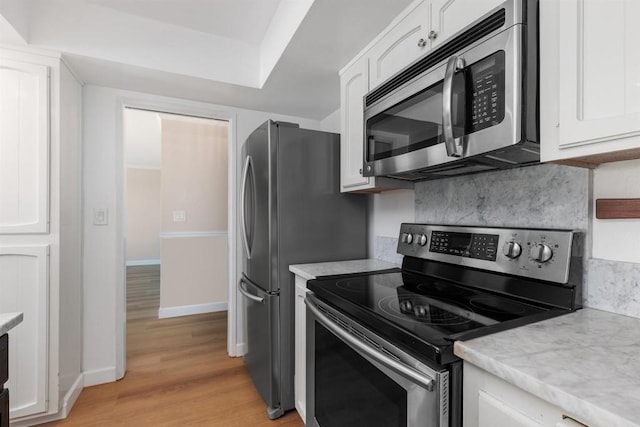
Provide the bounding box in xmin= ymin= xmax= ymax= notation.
xmin=417 ymin=38 xmax=427 ymax=48
xmin=240 ymin=156 xmax=253 ymax=259
xmin=238 ymin=278 xmax=264 ymax=303
xmin=306 ymin=297 xmax=435 ymax=391
xmin=428 ymin=30 xmax=438 ymax=40
xmin=443 ymin=55 xmax=465 ymax=158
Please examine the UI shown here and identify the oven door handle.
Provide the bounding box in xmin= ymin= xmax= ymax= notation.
xmin=305 ymin=298 xmax=435 ymax=392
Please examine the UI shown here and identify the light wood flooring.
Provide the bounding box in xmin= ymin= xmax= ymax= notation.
xmin=45 ymin=265 xmax=304 ymax=426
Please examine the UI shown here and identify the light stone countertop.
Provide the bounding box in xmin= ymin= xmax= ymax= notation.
xmin=289 ymin=259 xmax=399 ymax=280
xmin=0 ymin=312 xmax=23 ymax=336
xmin=454 ymin=308 xmax=640 ymax=427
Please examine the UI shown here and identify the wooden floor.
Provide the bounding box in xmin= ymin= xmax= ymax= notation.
xmin=45 ymin=265 xmax=304 ymax=426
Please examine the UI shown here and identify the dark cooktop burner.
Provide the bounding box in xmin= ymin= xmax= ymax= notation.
xmin=378 ymin=295 xmax=473 ymax=326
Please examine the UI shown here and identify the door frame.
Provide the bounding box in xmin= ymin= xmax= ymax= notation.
xmin=115 ymin=96 xmax=239 ymax=378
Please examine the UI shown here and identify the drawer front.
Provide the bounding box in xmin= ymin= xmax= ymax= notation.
xmin=0 ymin=334 xmax=7 ymax=386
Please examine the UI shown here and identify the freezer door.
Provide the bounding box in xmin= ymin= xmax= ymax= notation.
xmin=242 ymin=122 xmax=274 ymax=291
xmin=238 ymin=275 xmax=283 ymax=419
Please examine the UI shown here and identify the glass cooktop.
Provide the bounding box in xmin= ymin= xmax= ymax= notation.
xmin=308 ymin=270 xmax=556 ymax=364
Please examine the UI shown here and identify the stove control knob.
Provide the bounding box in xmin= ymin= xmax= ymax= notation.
xmin=529 ymin=243 xmax=553 ymax=263
xmin=502 ymin=241 xmax=522 ymax=259
xmin=402 ymin=233 xmax=414 ymax=244
xmin=417 ymin=234 xmax=428 ymax=246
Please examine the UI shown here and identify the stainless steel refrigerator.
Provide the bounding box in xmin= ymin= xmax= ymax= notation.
xmin=238 ymin=120 xmax=367 ymax=419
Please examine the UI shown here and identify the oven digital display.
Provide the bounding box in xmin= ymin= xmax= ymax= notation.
xmin=430 ymin=231 xmax=499 ymax=261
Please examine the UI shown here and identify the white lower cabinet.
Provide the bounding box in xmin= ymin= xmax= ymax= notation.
xmin=294 ymin=275 xmax=310 ymax=423
xmin=0 ymin=247 xmax=49 ymax=418
xmin=464 ymin=363 xmax=588 ymax=427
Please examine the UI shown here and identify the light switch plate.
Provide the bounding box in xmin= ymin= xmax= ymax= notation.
xmin=94 ymin=208 xmax=108 ymax=225
xmin=173 ymin=210 xmax=186 ymax=222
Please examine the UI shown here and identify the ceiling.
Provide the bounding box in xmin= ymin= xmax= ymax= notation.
xmin=0 ymin=0 xmax=413 ymax=119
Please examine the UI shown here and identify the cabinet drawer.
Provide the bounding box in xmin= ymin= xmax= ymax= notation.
xmin=0 ymin=334 xmax=7 ymax=386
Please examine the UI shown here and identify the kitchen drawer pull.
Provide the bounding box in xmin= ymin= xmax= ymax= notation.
xmin=306 ymin=297 xmax=435 ymax=391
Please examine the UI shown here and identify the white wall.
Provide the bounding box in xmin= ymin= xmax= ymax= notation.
xmin=82 ymin=84 xmax=322 ymax=385
xmin=126 ymin=168 xmax=161 ymax=262
xmin=592 ymin=158 xmax=640 ymax=263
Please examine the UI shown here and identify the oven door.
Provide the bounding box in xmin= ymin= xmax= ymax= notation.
xmin=363 ymin=20 xmax=522 ymax=178
xmin=305 ymin=295 xmax=449 ymax=427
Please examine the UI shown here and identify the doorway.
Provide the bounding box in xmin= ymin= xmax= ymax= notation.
xmin=121 ymin=106 xmax=234 ymax=374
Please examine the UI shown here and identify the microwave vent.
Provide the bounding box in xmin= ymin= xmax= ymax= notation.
xmin=484 ymin=145 xmax=540 ymax=165
xmin=365 ymin=8 xmax=507 ymax=108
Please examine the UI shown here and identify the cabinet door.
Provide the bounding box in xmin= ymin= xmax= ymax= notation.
xmin=540 ymin=0 xmax=640 ymax=163
xmin=368 ymin=0 xmax=429 ymax=90
xmin=0 ymin=246 xmax=49 ymax=418
xmin=479 ymin=391 xmax=545 ymax=427
xmin=429 ymin=0 xmax=504 ymax=49
xmin=294 ymin=277 xmax=310 ymax=423
xmin=0 ymin=59 xmax=49 ymax=234
xmin=340 ymin=57 xmax=370 ymax=191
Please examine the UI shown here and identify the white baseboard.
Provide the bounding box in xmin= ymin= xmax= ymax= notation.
xmin=10 ymin=374 xmax=84 ymax=426
xmin=234 ymin=342 xmax=247 ymax=357
xmin=83 ymin=366 xmax=116 ymax=387
xmin=60 ymin=374 xmax=84 ymax=417
xmin=158 ymin=301 xmax=228 ymax=319
xmin=126 ymin=259 xmax=161 ymax=266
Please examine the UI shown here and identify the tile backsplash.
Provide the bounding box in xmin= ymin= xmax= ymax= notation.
xmin=373 ymin=163 xmax=640 ymax=319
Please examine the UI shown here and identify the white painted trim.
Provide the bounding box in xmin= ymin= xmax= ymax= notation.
xmin=115 ymin=94 xmax=237 ymax=380
xmin=60 ymin=374 xmax=84 ymax=418
xmin=125 ymin=164 xmax=161 ymax=170
xmin=83 ymin=367 xmax=116 ymax=387
xmin=126 ymin=259 xmax=160 ymax=266
xmin=158 ymin=301 xmax=228 ymax=319
xmin=159 ymin=231 xmax=228 ymax=239
xmin=234 ymin=342 xmax=247 ymax=357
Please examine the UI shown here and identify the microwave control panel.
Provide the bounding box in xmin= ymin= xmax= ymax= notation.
xmin=469 ymin=51 xmax=505 ymax=133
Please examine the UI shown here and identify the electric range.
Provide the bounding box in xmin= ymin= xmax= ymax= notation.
xmin=304 ymin=223 xmax=583 ymax=427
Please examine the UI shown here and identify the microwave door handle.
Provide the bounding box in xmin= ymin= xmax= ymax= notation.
xmin=443 ymin=55 xmax=465 ymax=158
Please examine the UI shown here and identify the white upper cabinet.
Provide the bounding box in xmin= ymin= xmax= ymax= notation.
xmin=429 ymin=0 xmax=505 ymax=49
xmin=368 ymin=0 xmax=430 ymax=90
xmin=0 ymin=59 xmax=49 ymax=234
xmin=340 ymin=56 xmax=371 ymax=191
xmin=540 ymin=0 xmax=640 ymax=165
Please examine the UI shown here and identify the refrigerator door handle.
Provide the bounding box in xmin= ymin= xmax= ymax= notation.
xmin=238 ymin=277 xmax=265 ymax=304
xmin=240 ymin=155 xmax=253 ymax=259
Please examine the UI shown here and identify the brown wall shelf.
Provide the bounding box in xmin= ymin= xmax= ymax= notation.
xmin=596 ymin=199 xmax=640 ymax=219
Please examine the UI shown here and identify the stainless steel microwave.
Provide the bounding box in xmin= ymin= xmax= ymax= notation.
xmin=363 ymin=0 xmax=538 ymax=181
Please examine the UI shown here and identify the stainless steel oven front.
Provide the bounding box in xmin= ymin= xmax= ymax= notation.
xmin=305 ymin=294 xmax=453 ymax=427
